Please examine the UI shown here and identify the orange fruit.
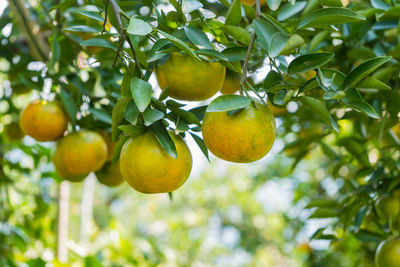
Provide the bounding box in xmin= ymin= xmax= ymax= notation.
xmin=155 ymin=52 xmax=226 ymax=101
xmin=19 ymin=100 xmax=68 ymax=142
xmin=96 ymin=161 xmax=124 ymax=187
xmin=120 ymin=131 xmax=192 ymax=193
xmin=97 ymin=130 xmax=116 ymax=162
xmin=241 ymin=0 xmax=266 ymax=6
xmin=220 ymin=71 xmax=240 ymax=94
xmin=5 ymin=121 xmax=25 ymax=141
xmin=375 ymin=238 xmax=400 ymax=267
xmin=52 ymin=130 xmax=108 ymax=180
xmin=376 ymin=195 xmax=400 ymax=221
xmin=202 ymin=100 xmax=276 ymax=163
xmin=267 ymin=98 xmax=286 ymax=116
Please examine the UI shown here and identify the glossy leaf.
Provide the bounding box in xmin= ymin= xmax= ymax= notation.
xmin=151 ymin=120 xmax=177 ymax=158
xmin=207 ymin=95 xmax=251 ymax=112
xmin=130 ymin=77 xmax=152 ymax=113
xmin=225 ymin=0 xmax=241 ymax=25
xmin=184 ymin=26 xmax=213 ymax=49
xmin=288 ymin=53 xmax=335 ymax=74
xmin=298 ymin=8 xmax=366 ymax=29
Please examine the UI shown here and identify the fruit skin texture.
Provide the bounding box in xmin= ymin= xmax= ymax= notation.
xmin=96 ymin=161 xmax=124 ymax=187
xmin=19 ymin=100 xmax=68 ymax=142
xmin=202 ymin=101 xmax=276 ymax=163
xmin=375 ymin=238 xmax=400 ymax=267
xmin=155 ymin=52 xmax=226 ymax=101
xmin=52 ymin=131 xmax=108 ymax=179
xmin=120 ymin=131 xmax=192 ymax=193
xmin=376 ymin=195 xmax=400 ymax=221
xmin=220 ymin=72 xmax=240 ymax=95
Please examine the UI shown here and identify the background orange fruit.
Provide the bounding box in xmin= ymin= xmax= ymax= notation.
xmin=19 ymin=100 xmax=68 ymax=142
xmin=375 ymin=238 xmax=400 ymax=267
xmin=156 ymin=52 xmax=226 ymax=101
xmin=119 ymin=131 xmax=192 ymax=193
xmin=53 ymin=131 xmax=108 ymax=179
xmin=220 ymin=71 xmax=240 ymax=95
xmin=202 ymin=101 xmax=276 ymax=163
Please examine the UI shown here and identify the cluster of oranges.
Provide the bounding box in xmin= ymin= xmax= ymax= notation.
xmin=16 ymin=52 xmax=278 ymax=194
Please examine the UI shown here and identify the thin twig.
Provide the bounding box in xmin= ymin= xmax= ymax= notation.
xmin=240 ymin=0 xmax=262 ymax=94
xmin=112 ymin=31 xmax=126 ymax=67
xmin=102 ymin=0 xmax=108 ymax=34
xmin=108 ymin=0 xmax=143 ymax=77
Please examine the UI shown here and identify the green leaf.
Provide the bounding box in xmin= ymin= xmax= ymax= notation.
xmin=269 ymin=32 xmax=289 ymax=57
xmin=121 ymin=73 xmax=132 ymax=97
xmin=130 ymin=77 xmax=152 ymax=112
xmin=195 ymin=49 xmax=229 ymax=61
xmin=207 ymin=95 xmax=251 ymax=112
xmin=151 ymin=121 xmax=177 ymax=158
xmin=309 ymin=207 xmax=338 ymax=218
xmin=277 ymin=1 xmax=307 ymax=21
xmin=266 ymin=0 xmax=282 ymax=11
xmin=261 ymin=13 xmax=290 ymax=34
xmin=143 ymin=108 xmax=164 ymax=126
xmin=157 ymin=30 xmax=200 ymax=60
xmin=118 ymin=125 xmax=145 ymax=139
xmin=297 ymin=7 xmax=366 ymax=29
xmin=89 ymin=107 xmax=112 ymax=124
xmin=64 ymin=25 xmax=99 ymax=33
xmin=221 ymin=25 xmax=251 ymax=45
xmin=124 ymin=100 xmax=140 ymax=124
xmin=309 ymin=30 xmax=330 ymax=52
xmin=342 ymin=88 xmax=380 ymax=119
xmin=59 ymin=90 xmax=76 ymax=126
xmin=147 ymin=39 xmax=172 ymax=63
xmin=342 ymin=56 xmax=391 ymax=90
xmin=168 ymin=106 xmax=201 ymax=126
xmin=74 ymin=11 xmax=104 ymax=22
xmin=254 ymin=19 xmax=278 ymax=52
xmin=112 ymin=97 xmax=131 ymax=141
xmin=288 ymin=53 xmax=335 ymax=74
xmin=371 ymin=0 xmax=391 ymax=11
xmin=299 ymin=96 xmax=338 ymax=131
xmin=190 ymin=133 xmax=209 ymax=161
xmin=225 ymin=0 xmax=241 ymax=25
xmin=264 ymin=70 xmax=282 ymax=89
xmin=184 ymin=26 xmax=212 ymax=49
xmin=320 ymin=0 xmax=343 ymax=7
xmin=280 ymin=34 xmax=304 ymax=55
xmin=355 ymin=77 xmax=391 ymax=90
xmin=80 ymin=38 xmax=117 ymax=51
xmin=127 ymin=17 xmax=152 ymax=36
xmin=182 ymin=0 xmax=203 ymax=13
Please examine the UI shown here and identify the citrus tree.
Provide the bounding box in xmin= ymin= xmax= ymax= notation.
xmin=1 ymin=0 xmax=400 ymax=265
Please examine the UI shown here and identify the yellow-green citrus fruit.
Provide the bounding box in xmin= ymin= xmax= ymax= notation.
xmin=53 ymin=131 xmax=108 ymax=180
xmin=220 ymin=72 xmax=240 ymax=95
xmin=155 ymin=52 xmax=226 ymax=101
xmin=376 ymin=195 xmax=400 ymax=220
xmin=241 ymin=0 xmax=266 ymax=6
xmin=120 ymin=131 xmax=192 ymax=193
xmin=19 ymin=100 xmax=68 ymax=142
xmin=267 ymin=98 xmax=286 ymax=116
xmin=5 ymin=122 xmax=25 ymax=141
xmin=97 ymin=130 xmax=116 ymax=162
xmin=96 ymin=161 xmax=124 ymax=187
xmin=375 ymin=238 xmax=400 ymax=267
xmin=202 ymin=101 xmax=276 ymax=163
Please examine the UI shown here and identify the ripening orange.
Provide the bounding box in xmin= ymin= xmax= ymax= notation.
xmin=202 ymin=101 xmax=276 ymax=163
xmin=220 ymin=71 xmax=240 ymax=95
xmin=53 ymin=131 xmax=108 ymax=181
xmin=19 ymin=100 xmax=68 ymax=142
xmin=156 ymin=52 xmax=226 ymax=101
xmin=376 ymin=238 xmax=400 ymax=267
xmin=120 ymin=131 xmax=192 ymax=193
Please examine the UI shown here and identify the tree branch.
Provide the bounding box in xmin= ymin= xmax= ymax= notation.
xmin=240 ymin=0 xmax=262 ymax=92
xmin=108 ymin=0 xmax=143 ymax=77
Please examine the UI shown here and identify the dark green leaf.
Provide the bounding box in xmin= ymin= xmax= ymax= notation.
xmin=112 ymin=97 xmax=131 ymax=141
xmin=298 ymin=7 xmax=366 ymax=29
xmin=89 ymin=107 xmax=112 ymax=124
xmin=299 ymin=96 xmax=338 ymax=131
xmin=277 ymin=1 xmax=307 ymax=21
xmin=157 ymin=30 xmax=200 ymax=60
xmin=59 ymin=90 xmax=76 ymax=126
xmin=207 ymin=95 xmax=251 ymax=112
xmin=190 ymin=133 xmax=209 ymax=161
xmin=150 ymin=120 xmax=177 ymax=158
xmin=184 ymin=26 xmax=212 ymax=49
xmin=80 ymin=38 xmax=117 ymax=51
xmin=130 ymin=77 xmax=152 ymax=112
xmin=225 ymin=0 xmax=241 ymax=25
xmin=342 ymin=56 xmax=391 ymax=90
xmin=288 ymin=53 xmax=334 ymax=74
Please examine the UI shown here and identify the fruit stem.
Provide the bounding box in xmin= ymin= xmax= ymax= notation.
xmin=240 ymin=0 xmax=262 ymax=94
